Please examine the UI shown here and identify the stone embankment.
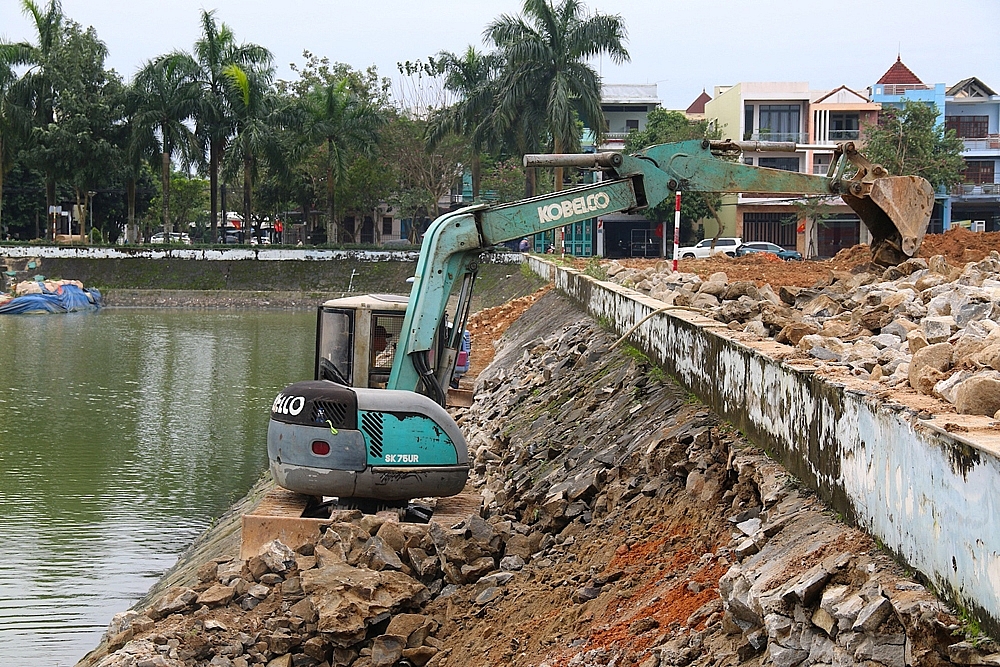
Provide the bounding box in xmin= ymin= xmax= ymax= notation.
xmin=604 ymin=252 xmax=1000 ymax=418
xmin=80 ymin=291 xmax=997 ymax=667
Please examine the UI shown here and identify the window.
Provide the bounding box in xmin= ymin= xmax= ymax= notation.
xmin=813 ymin=154 xmax=831 ymax=175
xmin=744 ymin=105 xmax=754 ymax=141
xmin=759 ymin=157 xmax=800 ymax=172
xmin=743 ymin=212 xmax=797 ymax=247
xmin=382 ymin=216 xmax=393 ymax=235
xmin=625 ymin=119 xmax=639 ymax=131
xmin=758 ymin=104 xmax=801 ymax=141
xmin=964 ymin=160 xmax=995 ymax=185
xmin=829 ymin=113 xmax=859 ymax=140
xmin=946 ymin=116 xmax=989 ymax=139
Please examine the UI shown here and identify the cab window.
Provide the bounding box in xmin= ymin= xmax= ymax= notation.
xmin=317 ymin=309 xmax=353 ymax=384
xmin=369 ymin=313 xmax=404 ymax=388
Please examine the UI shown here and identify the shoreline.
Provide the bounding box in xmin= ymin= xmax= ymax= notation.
xmin=103 ymin=288 xmax=330 ymax=310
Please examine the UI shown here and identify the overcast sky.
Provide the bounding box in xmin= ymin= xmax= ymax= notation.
xmin=2 ymin=0 xmax=998 ymax=109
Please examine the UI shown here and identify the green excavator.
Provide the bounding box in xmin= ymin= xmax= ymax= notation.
xmin=266 ymin=139 xmax=934 ymax=503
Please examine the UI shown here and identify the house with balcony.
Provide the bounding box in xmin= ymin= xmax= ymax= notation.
xmin=945 ymin=77 xmax=1000 ymax=232
xmin=868 ymin=57 xmax=950 ymax=231
xmin=596 ymin=83 xmax=661 ymax=151
xmin=703 ymin=82 xmax=867 ymax=258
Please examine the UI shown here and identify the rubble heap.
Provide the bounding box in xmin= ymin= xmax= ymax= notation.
xmin=85 ymin=291 xmax=997 ymax=667
xmin=603 ymin=252 xmax=1000 ymax=417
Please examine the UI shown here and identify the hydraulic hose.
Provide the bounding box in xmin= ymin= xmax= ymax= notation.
xmin=413 ymin=351 xmax=446 ymax=406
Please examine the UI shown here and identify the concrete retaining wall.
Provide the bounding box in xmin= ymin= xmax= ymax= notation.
xmin=528 ymin=255 xmax=1000 ymax=636
xmin=0 ymin=246 xmax=523 ymax=263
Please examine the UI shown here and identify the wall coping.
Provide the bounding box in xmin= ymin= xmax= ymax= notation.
xmin=0 ymin=246 xmax=523 ymax=263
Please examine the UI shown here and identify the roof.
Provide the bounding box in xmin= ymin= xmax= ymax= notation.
xmin=812 ymin=85 xmax=870 ymax=104
xmin=601 ymin=83 xmax=661 ymax=105
xmin=686 ymin=90 xmax=712 ymax=114
xmin=947 ymin=77 xmax=998 ymax=98
xmin=876 ymin=57 xmax=924 ymax=85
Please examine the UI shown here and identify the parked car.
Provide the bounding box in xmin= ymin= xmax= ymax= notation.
xmin=149 ymin=232 xmax=192 ymax=245
xmin=736 ymin=241 xmax=803 ymax=261
xmin=675 ymin=237 xmax=742 ymax=259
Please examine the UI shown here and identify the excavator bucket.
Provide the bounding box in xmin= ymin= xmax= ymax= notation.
xmin=841 ymin=175 xmax=935 ymax=267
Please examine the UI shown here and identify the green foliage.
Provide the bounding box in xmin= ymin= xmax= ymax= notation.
xmin=483 ymin=0 xmax=629 ymax=198
xmin=624 ymin=109 xmax=724 ymax=243
xmin=479 ymin=156 xmax=525 ymax=203
xmin=862 ymin=100 xmax=965 ymax=189
xmin=582 ymin=256 xmax=607 ymax=280
xmin=147 ymin=171 xmax=208 ymax=234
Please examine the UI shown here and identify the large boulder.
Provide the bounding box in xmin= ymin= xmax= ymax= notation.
xmin=908 ymin=343 xmax=953 ymax=395
xmin=301 ymin=563 xmax=429 ymax=646
xmin=954 ymin=374 xmax=1000 ymax=416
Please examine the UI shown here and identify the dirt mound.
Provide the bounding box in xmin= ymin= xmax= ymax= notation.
xmin=465 ymin=285 xmax=552 ymax=379
xmin=575 ymin=229 xmax=999 ymax=292
xmin=919 ymin=227 xmax=1000 ymax=264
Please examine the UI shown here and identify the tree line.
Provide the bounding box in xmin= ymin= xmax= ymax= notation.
xmin=0 ymin=0 xmax=633 ymax=245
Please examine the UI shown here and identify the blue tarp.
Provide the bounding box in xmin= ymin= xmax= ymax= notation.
xmin=0 ymin=284 xmax=102 ymax=314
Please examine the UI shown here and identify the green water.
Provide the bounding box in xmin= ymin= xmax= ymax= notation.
xmin=0 ymin=308 xmax=316 ymax=666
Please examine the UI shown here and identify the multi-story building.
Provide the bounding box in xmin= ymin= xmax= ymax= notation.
xmin=596 ymin=84 xmax=661 ymax=151
xmin=869 ymin=60 xmax=1000 ymax=232
xmin=945 ymin=77 xmax=1000 ymax=232
xmin=868 ymin=57 xmax=950 ymax=232
xmin=704 ymin=82 xmax=871 ymax=258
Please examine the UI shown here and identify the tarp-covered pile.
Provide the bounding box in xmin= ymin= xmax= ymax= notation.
xmin=0 ymin=280 xmax=102 ymax=314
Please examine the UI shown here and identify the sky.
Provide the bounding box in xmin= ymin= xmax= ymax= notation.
xmin=2 ymin=0 xmax=998 ymax=110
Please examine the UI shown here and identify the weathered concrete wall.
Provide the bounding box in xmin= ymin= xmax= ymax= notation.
xmin=0 ymin=249 xmax=529 ymax=300
xmin=527 ymin=255 xmax=1000 ymax=636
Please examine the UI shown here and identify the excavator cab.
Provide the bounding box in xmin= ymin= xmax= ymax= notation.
xmin=315 ymin=294 xmax=408 ymax=389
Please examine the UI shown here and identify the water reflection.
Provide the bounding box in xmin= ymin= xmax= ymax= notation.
xmin=0 ymin=309 xmax=314 ymax=665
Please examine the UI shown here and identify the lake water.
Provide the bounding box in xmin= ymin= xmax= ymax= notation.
xmin=0 ymin=308 xmax=316 ymax=666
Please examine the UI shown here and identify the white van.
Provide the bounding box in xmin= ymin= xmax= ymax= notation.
xmin=676 ymin=237 xmax=742 ymax=259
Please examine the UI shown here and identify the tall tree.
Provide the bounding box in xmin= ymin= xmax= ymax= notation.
xmin=624 ymin=109 xmax=725 ymax=246
xmin=12 ymin=0 xmax=64 ymax=235
xmin=119 ymin=82 xmax=159 ymax=243
xmin=0 ymin=40 xmax=31 ymax=236
xmin=487 ymin=0 xmax=629 ymax=193
xmin=221 ymin=60 xmax=281 ymax=242
xmin=863 ymin=100 xmax=964 ymax=190
xmin=133 ymin=55 xmax=199 ymax=240
xmin=38 ymin=20 xmax=122 ymax=241
xmin=189 ymin=10 xmax=272 ymax=243
xmin=426 ymin=47 xmax=501 ymax=199
xmin=301 ymin=77 xmax=384 ymax=244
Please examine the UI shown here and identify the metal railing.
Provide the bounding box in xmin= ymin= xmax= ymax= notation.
xmin=951 ymin=183 xmax=1000 ymax=197
xmin=962 ymin=137 xmax=1000 ymax=151
xmin=827 ymin=130 xmax=861 ymax=141
xmin=748 ymin=131 xmax=807 ymax=143
xmin=878 ymin=84 xmax=931 ymax=95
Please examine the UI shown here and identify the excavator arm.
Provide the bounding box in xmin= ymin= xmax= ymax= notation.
xmin=388 ymin=140 xmax=934 ymax=402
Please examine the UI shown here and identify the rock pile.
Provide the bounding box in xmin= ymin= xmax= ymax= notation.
xmin=603 ymin=253 xmax=1000 ymax=417
xmin=86 ymin=290 xmax=997 ymax=667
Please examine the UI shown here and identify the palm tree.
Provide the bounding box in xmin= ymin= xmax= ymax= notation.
xmin=0 ymin=41 xmax=32 ymax=236
xmin=118 ymin=82 xmax=158 ymax=243
xmin=189 ymin=10 xmax=272 ymax=243
xmin=132 ymin=55 xmax=199 ymax=241
xmin=487 ymin=0 xmax=629 ymax=192
xmin=301 ymin=78 xmax=384 ymax=245
xmin=11 ymin=0 xmax=63 ymax=232
xmin=426 ymin=47 xmax=501 ymax=200
xmin=221 ymin=61 xmax=279 ymax=242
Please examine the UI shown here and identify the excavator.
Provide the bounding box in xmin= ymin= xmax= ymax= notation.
xmin=266 ymin=139 xmax=934 ymax=504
